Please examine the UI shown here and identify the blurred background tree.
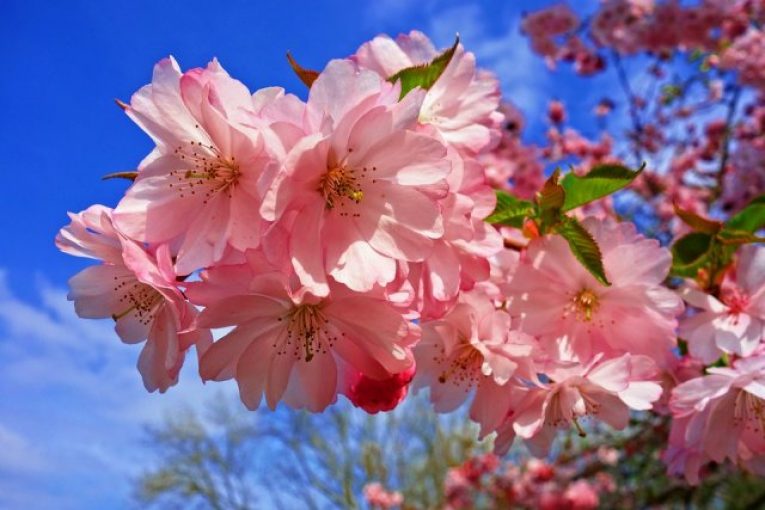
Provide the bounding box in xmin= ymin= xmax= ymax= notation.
xmin=134 ymin=393 xmax=489 ymax=510
xmin=134 ymin=394 xmax=765 ymax=509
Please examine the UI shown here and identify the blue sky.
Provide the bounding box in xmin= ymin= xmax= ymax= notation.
xmin=0 ymin=1 xmax=611 ymax=508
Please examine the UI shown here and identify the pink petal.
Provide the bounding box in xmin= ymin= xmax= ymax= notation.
xmin=235 ymin=334 xmax=277 ymax=410
xmin=293 ymin=353 xmax=338 ymax=412
xmin=619 ymin=381 xmax=663 ymax=410
xmin=198 ymin=295 xmax=288 ymax=328
xmin=679 ymin=286 xmax=727 ymax=313
xmin=138 ymin=306 xmax=183 ymax=393
xmin=586 ymin=354 xmax=631 ymax=393
xmin=290 ymin=200 xmax=330 ymax=296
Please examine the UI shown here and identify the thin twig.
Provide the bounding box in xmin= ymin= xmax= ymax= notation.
xmin=612 ymin=50 xmax=645 ymax=165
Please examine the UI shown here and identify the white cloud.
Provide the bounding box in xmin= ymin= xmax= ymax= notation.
xmin=0 ymin=423 xmax=46 ymax=474
xmin=0 ymin=269 xmax=238 ymax=509
xmin=428 ymin=4 xmax=550 ymax=126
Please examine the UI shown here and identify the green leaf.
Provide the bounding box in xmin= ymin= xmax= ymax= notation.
xmin=560 ymin=164 xmax=643 ymax=212
xmin=670 ymin=232 xmax=713 ymax=277
xmin=387 ymin=36 xmax=459 ymax=99
xmin=674 ymin=203 xmax=722 ymax=234
xmin=485 ymin=190 xmax=534 ymax=227
xmin=725 ymin=194 xmax=765 ymax=233
xmin=286 ymin=52 xmax=320 ymax=88
xmin=554 ymin=217 xmax=610 ymax=286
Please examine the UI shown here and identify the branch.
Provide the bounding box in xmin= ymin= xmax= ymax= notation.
xmin=711 ymin=84 xmax=742 ymax=203
xmin=612 ymin=50 xmax=645 ymax=165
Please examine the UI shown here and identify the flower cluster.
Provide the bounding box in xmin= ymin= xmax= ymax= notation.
xmin=57 ymin=32 xmax=504 ymax=409
xmin=57 ymin=17 xmax=765 ymax=490
xmin=443 ymin=454 xmax=612 ymax=510
xmin=666 ymin=245 xmax=765 ymax=483
xmin=363 ymin=482 xmax=404 ymax=509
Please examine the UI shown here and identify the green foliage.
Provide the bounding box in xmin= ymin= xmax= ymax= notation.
xmin=485 ymin=191 xmax=534 ymax=227
xmin=485 ymin=165 xmax=644 ymax=286
xmin=554 ymin=216 xmax=610 ymax=285
xmin=725 ymin=194 xmax=765 ymax=233
xmin=670 ymin=196 xmax=765 ymax=279
xmin=560 ymin=164 xmax=642 ymax=212
xmin=387 ymin=36 xmax=459 ymax=99
xmin=671 ymin=232 xmax=713 ymax=278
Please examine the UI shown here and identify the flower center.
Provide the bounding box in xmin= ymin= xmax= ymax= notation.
xmin=320 ymin=165 xmax=363 ymax=210
xmin=734 ymin=389 xmax=765 ymax=433
xmin=545 ymin=386 xmax=600 ymax=437
xmin=168 ymin=139 xmax=241 ymax=202
xmin=571 ymin=288 xmax=600 ymax=322
xmin=437 ymin=337 xmax=483 ymax=386
xmin=111 ymin=275 xmax=163 ymax=326
xmin=282 ymin=304 xmax=337 ymax=362
xmin=721 ymin=287 xmax=750 ymax=316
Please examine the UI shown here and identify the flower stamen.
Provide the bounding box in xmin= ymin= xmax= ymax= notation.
xmin=572 ymin=288 xmax=600 ymax=322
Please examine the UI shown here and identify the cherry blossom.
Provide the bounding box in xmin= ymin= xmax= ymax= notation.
xmin=260 ymin=59 xmax=450 ymax=295
xmin=363 ymin=482 xmax=404 ymax=509
xmin=52 ymin=12 xmax=765 ymax=496
xmin=508 ymin=218 xmax=683 ymax=363
xmin=669 ymin=354 xmax=765 ymax=482
xmin=679 ymin=245 xmax=765 ymax=363
xmin=113 ymin=57 xmax=283 ymax=274
xmin=354 ymin=31 xmax=503 ymax=155
xmin=507 ymin=354 xmax=663 ymax=455
xmin=56 ymin=205 xmax=211 ymax=392
xmin=413 ymin=290 xmax=534 ymax=414
xmin=189 ymin=269 xmax=417 ymax=412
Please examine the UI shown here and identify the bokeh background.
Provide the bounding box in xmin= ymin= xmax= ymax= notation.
xmin=1 ymin=1 xmax=617 ymax=508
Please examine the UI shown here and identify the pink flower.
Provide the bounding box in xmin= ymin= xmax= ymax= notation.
xmin=261 ymin=59 xmax=450 ymax=295
xmin=514 ymin=354 xmax=662 ymax=455
xmin=596 ymin=446 xmax=620 ymax=466
xmin=459 ymin=453 xmax=500 ymax=483
xmin=354 ymin=31 xmax=503 ymax=155
xmin=56 ymin=204 xmax=124 ymax=263
xmin=413 ymin=290 xmax=534 ymax=414
xmin=522 ymin=4 xmax=580 ymax=59
xmin=535 ymin=490 xmax=564 ymax=510
xmin=363 ymin=482 xmax=403 ymax=509
xmin=721 ymin=29 xmax=765 ymax=90
xmin=509 ymin=217 xmax=683 ymax=363
xmin=724 ymin=140 xmax=765 ymax=211
xmin=548 ymin=100 xmax=567 ymax=124
xmin=669 ymin=355 xmax=765 ymax=473
xmin=56 ymin=205 xmax=211 ymax=392
xmin=113 ymin=57 xmax=282 ymax=274
xmin=662 ymin=415 xmax=710 ymax=485
xmin=444 ymin=467 xmax=472 ymax=509
xmin=525 ymin=458 xmax=555 ymax=482
xmin=408 ymin=149 xmax=503 ymax=319
xmin=190 ymin=269 xmax=417 ymax=412
xmin=563 ymin=480 xmax=600 ymax=510
xmin=678 ymin=245 xmax=765 ymax=364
